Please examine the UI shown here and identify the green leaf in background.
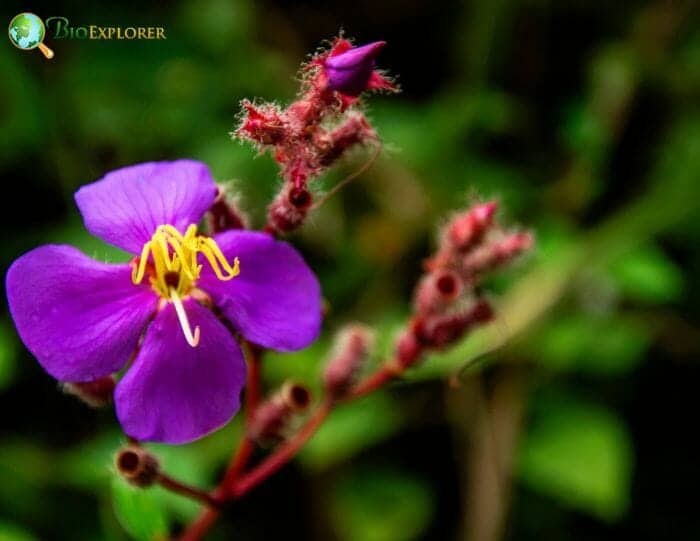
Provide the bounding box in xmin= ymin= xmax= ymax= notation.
xmin=517 ymin=393 xmax=633 ymax=521
xmin=329 ymin=466 xmax=434 ymax=541
xmin=299 ymin=393 xmax=403 ymax=471
xmin=531 ymin=313 xmax=652 ymax=376
xmin=608 ymin=243 xmax=684 ymax=304
xmin=0 ymin=321 xmax=19 ymax=391
xmin=148 ymin=444 xmax=210 ymax=522
xmin=49 ymin=221 xmax=130 ymax=264
xmin=111 ymin=477 xmax=168 ymax=541
xmin=0 ymin=521 xmax=38 ymax=541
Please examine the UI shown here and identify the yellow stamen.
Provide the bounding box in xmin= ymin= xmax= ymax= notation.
xmin=131 ymin=223 xmax=241 ymax=346
xmin=170 ymin=288 xmax=200 ymax=347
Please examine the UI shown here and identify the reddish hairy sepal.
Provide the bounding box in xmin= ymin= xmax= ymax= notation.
xmin=236 ymin=101 xmax=286 ymax=147
xmin=206 ymin=186 xmax=247 ymax=233
xmin=248 ymin=381 xmax=312 ymax=445
xmin=267 ymin=185 xmax=313 ymax=234
xmin=324 ymin=324 xmax=375 ymax=399
xmin=62 ymin=375 xmax=116 ymax=407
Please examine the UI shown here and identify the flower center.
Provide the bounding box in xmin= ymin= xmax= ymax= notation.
xmin=131 ymin=224 xmax=240 ymax=347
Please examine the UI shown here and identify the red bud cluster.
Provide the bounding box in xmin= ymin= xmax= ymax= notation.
xmin=395 ymin=201 xmax=533 ymax=369
xmin=235 ymin=36 xmax=397 ymax=234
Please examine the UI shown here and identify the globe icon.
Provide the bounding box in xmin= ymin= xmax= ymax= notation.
xmin=8 ymin=13 xmax=53 ymax=58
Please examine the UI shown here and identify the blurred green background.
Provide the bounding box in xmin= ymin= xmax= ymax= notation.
xmin=1 ymin=0 xmax=699 ymax=539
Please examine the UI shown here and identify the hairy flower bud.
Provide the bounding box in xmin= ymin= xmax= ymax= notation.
xmin=324 ymin=324 xmax=375 ymax=399
xmin=316 ymin=113 xmax=377 ymax=167
xmin=417 ymin=300 xmax=494 ymax=349
xmin=461 ymin=231 xmax=534 ymax=276
xmin=267 ymin=185 xmax=313 ymax=233
xmin=237 ymin=101 xmax=286 ymax=146
xmin=62 ymin=375 xmax=116 ymax=408
xmin=446 ymin=201 xmax=498 ymax=250
xmin=414 ymin=270 xmax=464 ymax=314
xmin=115 ymin=445 xmax=160 ymax=487
xmin=207 ymin=186 xmax=247 ymax=233
xmin=324 ymin=41 xmax=386 ymax=96
xmin=248 ymin=381 xmax=312 ymax=444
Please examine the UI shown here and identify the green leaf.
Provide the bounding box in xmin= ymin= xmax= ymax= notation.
xmin=608 ymin=243 xmax=684 ymax=304
xmin=330 ymin=466 xmax=434 ymax=541
xmin=517 ymin=394 xmax=633 ymax=521
xmin=147 ymin=444 xmax=209 ymax=521
xmin=111 ymin=477 xmax=168 ymax=541
xmin=299 ymin=393 xmax=403 ymax=471
xmin=0 ymin=521 xmax=39 ymax=541
xmin=0 ymin=321 xmax=19 ymax=391
xmin=532 ymin=314 xmax=651 ymax=375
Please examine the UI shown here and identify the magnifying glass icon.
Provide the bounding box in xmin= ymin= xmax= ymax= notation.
xmin=8 ymin=13 xmax=54 ymax=59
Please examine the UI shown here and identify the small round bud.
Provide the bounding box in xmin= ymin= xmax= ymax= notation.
xmin=288 ymin=187 xmax=313 ymax=211
xmin=461 ymin=231 xmax=534 ymax=276
xmin=324 ymin=324 xmax=375 ymax=399
xmin=115 ymin=445 xmax=160 ymax=488
xmin=414 ymin=270 xmax=463 ymax=314
xmin=279 ymin=381 xmax=313 ymax=412
xmin=248 ymin=381 xmax=313 ymax=445
xmin=62 ymin=375 xmax=116 ymax=408
xmin=267 ymin=186 xmax=313 ymax=233
xmin=446 ymin=201 xmax=498 ymax=250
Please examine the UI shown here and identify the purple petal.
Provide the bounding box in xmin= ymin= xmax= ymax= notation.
xmin=75 ymin=160 xmax=217 ymax=254
xmin=6 ymin=245 xmax=156 ymax=382
xmin=325 ymin=41 xmax=385 ymax=96
xmin=197 ymin=231 xmax=322 ymax=352
xmin=115 ymin=300 xmax=245 ymax=444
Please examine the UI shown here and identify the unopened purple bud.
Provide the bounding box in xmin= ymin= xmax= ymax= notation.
xmin=325 ymin=41 xmax=386 ymax=96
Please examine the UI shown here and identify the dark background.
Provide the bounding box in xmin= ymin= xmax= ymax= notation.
xmin=1 ymin=0 xmax=699 ymax=540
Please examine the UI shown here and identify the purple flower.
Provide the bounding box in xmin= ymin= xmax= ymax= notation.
xmin=6 ymin=160 xmax=322 ymax=444
xmin=324 ymin=41 xmax=386 ymax=96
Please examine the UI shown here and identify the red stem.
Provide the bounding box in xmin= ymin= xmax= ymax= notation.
xmin=179 ymin=508 xmax=221 ymax=541
xmin=178 ymin=363 xmax=397 ymax=540
xmin=244 ymin=342 xmax=263 ymax=421
xmin=157 ymin=474 xmax=220 ymax=508
xmin=346 ymin=365 xmax=400 ymax=399
xmin=229 ymin=400 xmax=331 ymax=498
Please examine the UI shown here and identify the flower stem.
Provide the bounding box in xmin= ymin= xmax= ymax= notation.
xmin=228 ymin=399 xmax=332 ymax=499
xmin=244 ymin=342 xmax=263 ymax=423
xmin=346 ymin=364 xmax=401 ymax=399
xmin=156 ymin=473 xmax=220 ymax=508
xmin=179 ymin=508 xmax=221 ymax=541
xmin=177 ymin=363 xmax=397 ymax=540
